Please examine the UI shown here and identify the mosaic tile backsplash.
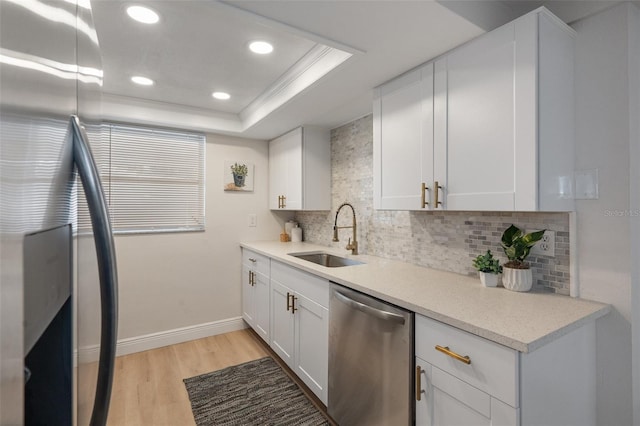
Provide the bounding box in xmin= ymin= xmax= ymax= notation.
xmin=295 ymin=114 xmax=571 ymax=295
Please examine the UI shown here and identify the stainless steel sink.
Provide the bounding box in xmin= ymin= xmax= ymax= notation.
xmin=289 ymin=251 xmax=365 ymax=268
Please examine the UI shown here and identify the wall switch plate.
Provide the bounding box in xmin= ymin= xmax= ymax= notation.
xmin=574 ymin=169 xmax=599 ymax=199
xmin=529 ymin=230 xmax=555 ymax=257
xmin=248 ymin=213 xmax=257 ymax=227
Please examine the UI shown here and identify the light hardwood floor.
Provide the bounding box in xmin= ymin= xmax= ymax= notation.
xmin=106 ymin=329 xmax=270 ymax=426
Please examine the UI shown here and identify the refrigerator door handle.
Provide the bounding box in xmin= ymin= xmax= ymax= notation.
xmin=70 ymin=115 xmax=118 ymax=426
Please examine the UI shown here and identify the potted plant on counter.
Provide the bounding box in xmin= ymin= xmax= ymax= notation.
xmin=472 ymin=250 xmax=502 ymax=287
xmin=500 ymin=224 xmax=546 ymax=292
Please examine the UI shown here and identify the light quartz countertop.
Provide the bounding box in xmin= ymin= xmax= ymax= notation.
xmin=240 ymin=241 xmax=610 ymax=353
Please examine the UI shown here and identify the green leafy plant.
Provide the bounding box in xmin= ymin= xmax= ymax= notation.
xmin=472 ymin=250 xmax=502 ymax=274
xmin=230 ymin=162 xmax=248 ymax=176
xmin=501 ymin=224 xmax=546 ymax=269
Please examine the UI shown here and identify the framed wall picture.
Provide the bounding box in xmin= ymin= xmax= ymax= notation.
xmin=224 ymin=161 xmax=254 ymax=191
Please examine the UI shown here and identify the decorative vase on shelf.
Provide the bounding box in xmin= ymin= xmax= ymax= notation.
xmin=502 ymin=267 xmax=533 ymax=292
xmin=479 ymin=271 xmax=500 ymax=288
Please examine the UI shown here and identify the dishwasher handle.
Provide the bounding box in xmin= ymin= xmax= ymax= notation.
xmin=334 ymin=290 xmax=406 ymax=324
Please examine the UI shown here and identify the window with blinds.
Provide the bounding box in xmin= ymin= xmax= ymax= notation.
xmin=77 ymin=123 xmax=205 ymax=234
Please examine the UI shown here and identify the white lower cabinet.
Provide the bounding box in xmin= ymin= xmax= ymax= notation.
xmin=270 ymin=279 xmax=295 ymax=365
xmin=270 ymin=261 xmax=329 ymax=405
xmin=415 ymin=315 xmax=596 ymax=426
xmin=416 ymin=359 xmax=518 ymax=426
xmin=241 ymin=249 xmax=270 ymax=342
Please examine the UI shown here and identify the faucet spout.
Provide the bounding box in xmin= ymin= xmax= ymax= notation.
xmin=333 ymin=202 xmax=358 ymax=255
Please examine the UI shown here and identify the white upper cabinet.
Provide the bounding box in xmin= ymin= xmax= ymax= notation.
xmin=373 ymin=63 xmax=434 ymax=210
xmin=374 ymin=8 xmax=575 ymax=212
xmin=269 ymin=126 xmax=331 ymax=211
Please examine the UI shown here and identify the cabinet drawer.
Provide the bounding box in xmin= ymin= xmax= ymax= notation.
xmin=416 ymin=315 xmax=518 ymax=408
xmin=271 ymin=260 xmax=329 ymax=308
xmin=242 ymin=249 xmax=270 ymax=277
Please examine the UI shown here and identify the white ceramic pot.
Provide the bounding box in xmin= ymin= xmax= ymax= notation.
xmin=502 ymin=267 xmax=533 ymax=292
xmin=479 ymin=272 xmax=499 ymax=288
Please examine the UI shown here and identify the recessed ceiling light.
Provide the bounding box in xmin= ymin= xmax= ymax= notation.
xmin=126 ymin=5 xmax=159 ymax=24
xmin=249 ymin=41 xmax=273 ymax=55
xmin=212 ymin=92 xmax=231 ymax=100
xmin=131 ymin=75 xmax=154 ymax=86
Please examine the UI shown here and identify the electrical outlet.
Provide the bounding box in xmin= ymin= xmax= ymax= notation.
xmin=248 ymin=213 xmax=257 ymax=227
xmin=529 ymin=230 xmax=555 ymax=257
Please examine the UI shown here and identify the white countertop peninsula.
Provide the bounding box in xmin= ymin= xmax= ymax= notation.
xmin=240 ymin=241 xmax=609 ymax=353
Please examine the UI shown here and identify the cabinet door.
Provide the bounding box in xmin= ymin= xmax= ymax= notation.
xmin=415 ymin=358 xmax=432 ymax=426
xmin=417 ymin=359 xmax=493 ymax=426
xmin=374 ymin=64 xmax=433 ymax=210
xmin=269 ymin=128 xmax=302 ymax=210
xmin=253 ymin=271 xmax=270 ymax=343
xmin=294 ymin=293 xmax=328 ymax=404
xmin=270 ymin=279 xmax=295 ymax=368
xmin=241 ymin=265 xmax=254 ymax=327
xmin=269 ymin=134 xmax=288 ymax=209
xmin=445 ymin=23 xmax=520 ymax=211
xmin=416 ymin=359 xmax=518 ymax=426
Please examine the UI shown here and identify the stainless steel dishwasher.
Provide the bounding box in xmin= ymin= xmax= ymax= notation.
xmin=328 ymin=282 xmax=414 ymax=426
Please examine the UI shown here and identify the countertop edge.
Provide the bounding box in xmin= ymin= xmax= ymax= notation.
xmin=240 ymin=241 xmax=611 ymax=353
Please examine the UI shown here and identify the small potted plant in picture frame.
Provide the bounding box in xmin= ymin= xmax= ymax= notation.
xmin=230 ymin=162 xmax=248 ymax=188
xmin=472 ymin=250 xmax=502 ymax=287
xmin=500 ymin=224 xmax=546 ymax=292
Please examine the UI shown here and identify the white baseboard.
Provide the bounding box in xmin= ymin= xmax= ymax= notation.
xmin=77 ymin=317 xmax=247 ymax=363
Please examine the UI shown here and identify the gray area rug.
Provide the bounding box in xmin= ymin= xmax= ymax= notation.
xmin=183 ymin=357 xmax=329 ymax=426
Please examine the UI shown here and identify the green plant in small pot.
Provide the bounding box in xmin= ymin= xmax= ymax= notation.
xmin=472 ymin=250 xmax=502 ymax=287
xmin=230 ymin=162 xmax=248 ymax=187
xmin=500 ymin=224 xmax=546 ymax=292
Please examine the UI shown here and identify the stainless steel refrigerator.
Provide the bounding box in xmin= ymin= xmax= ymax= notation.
xmin=1 ymin=1 xmax=118 ymax=425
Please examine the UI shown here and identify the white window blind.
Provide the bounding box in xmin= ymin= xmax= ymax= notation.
xmin=108 ymin=124 xmax=205 ymax=233
xmin=77 ymin=123 xmax=205 ymax=234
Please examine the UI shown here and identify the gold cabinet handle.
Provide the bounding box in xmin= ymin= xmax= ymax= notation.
xmin=435 ymin=345 xmax=471 ymax=365
xmin=434 ymin=181 xmax=443 ymax=208
xmin=248 ymin=258 xmax=257 ymax=263
xmin=421 ymin=183 xmax=429 ymax=208
xmin=249 ymin=271 xmax=255 ymax=286
xmin=277 ymin=195 xmax=282 ymax=208
xmin=286 ymin=292 xmax=292 ymax=311
xmin=291 ymin=295 xmax=298 ymax=314
xmin=281 ymin=195 xmax=286 ymax=208
xmin=416 ymin=365 xmax=423 ymax=401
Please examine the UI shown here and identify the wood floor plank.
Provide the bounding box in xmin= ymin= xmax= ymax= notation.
xmin=106 ymin=328 xmax=268 ymax=426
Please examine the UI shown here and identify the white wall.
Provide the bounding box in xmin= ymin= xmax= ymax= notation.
xmin=112 ymin=133 xmax=281 ymax=341
xmin=572 ymin=3 xmax=638 ymax=425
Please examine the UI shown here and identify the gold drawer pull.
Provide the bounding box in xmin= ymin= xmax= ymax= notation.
xmin=434 ymin=181 xmax=443 ymax=208
xmin=435 ymin=345 xmax=471 ymax=365
xmin=421 ymin=182 xmax=429 ymax=208
xmin=286 ymin=292 xmax=292 ymax=311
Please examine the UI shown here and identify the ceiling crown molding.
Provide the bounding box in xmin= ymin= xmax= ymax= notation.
xmin=240 ymin=44 xmax=352 ymax=130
